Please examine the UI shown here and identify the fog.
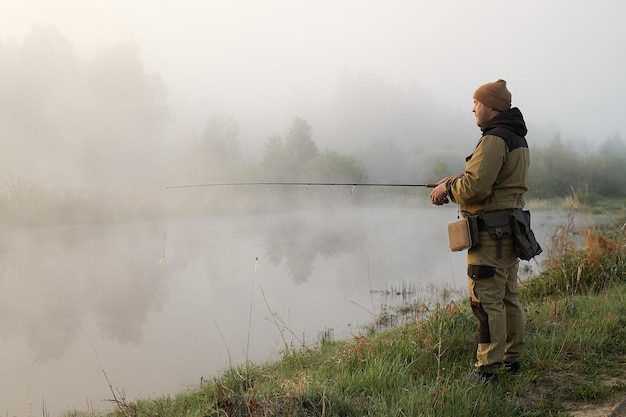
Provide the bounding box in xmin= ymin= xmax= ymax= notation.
xmin=3 ymin=1 xmax=626 ymax=181
xmin=1 ymin=1 xmax=625 ymax=415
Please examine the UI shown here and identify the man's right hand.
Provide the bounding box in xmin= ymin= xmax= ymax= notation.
xmin=430 ymin=182 xmax=449 ymax=205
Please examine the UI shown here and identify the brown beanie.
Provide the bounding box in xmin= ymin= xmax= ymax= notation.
xmin=473 ymin=79 xmax=511 ymax=111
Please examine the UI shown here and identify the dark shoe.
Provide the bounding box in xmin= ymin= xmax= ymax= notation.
xmin=504 ymin=361 xmax=521 ymax=374
xmin=470 ymin=368 xmax=498 ymax=385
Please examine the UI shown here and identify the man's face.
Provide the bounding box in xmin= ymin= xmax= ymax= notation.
xmin=472 ymin=100 xmax=492 ymax=128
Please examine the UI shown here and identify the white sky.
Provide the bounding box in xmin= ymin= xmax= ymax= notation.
xmin=3 ymin=0 xmax=626 ymax=146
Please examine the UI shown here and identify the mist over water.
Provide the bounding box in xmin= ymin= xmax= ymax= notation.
xmin=0 ymin=198 xmax=568 ymax=417
xmin=3 ymin=3 xmax=624 ymax=415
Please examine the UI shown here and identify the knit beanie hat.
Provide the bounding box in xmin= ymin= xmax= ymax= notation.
xmin=473 ymin=79 xmax=511 ymax=111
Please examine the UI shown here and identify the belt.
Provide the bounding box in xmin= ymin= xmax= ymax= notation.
xmin=476 ymin=210 xmax=515 ymax=232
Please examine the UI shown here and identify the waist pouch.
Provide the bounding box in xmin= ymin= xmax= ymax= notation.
xmin=478 ymin=210 xmax=513 ymax=258
xmin=477 ymin=210 xmax=543 ymax=260
xmin=511 ymin=210 xmax=543 ymax=260
xmin=448 ymin=217 xmax=480 ymax=252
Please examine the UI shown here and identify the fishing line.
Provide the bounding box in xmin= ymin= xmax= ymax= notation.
xmin=159 ymin=232 xmax=166 ymax=264
xmin=159 ymin=184 xmax=173 ymax=265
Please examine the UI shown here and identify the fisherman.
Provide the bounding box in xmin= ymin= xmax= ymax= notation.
xmin=429 ymin=79 xmax=529 ymax=384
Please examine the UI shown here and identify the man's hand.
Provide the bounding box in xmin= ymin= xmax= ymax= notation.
xmin=430 ymin=182 xmax=449 ymax=205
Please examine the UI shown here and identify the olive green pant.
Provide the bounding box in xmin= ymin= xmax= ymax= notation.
xmin=467 ymin=231 xmax=525 ymax=373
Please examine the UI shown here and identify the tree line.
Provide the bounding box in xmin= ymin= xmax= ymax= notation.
xmin=197 ymin=113 xmax=626 ymax=200
xmin=528 ymin=134 xmax=626 ymax=198
xmin=2 ymin=25 xmax=625 ymax=210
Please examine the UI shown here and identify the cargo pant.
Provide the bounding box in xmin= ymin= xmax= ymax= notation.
xmin=467 ymin=230 xmax=525 ymax=373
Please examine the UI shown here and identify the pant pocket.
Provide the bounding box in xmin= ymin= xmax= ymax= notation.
xmin=468 ymin=264 xmax=496 ymax=279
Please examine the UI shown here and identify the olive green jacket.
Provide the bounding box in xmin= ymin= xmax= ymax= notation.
xmin=445 ymin=108 xmax=529 ymax=217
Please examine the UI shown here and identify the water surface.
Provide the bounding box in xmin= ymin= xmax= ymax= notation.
xmin=1 ymin=204 xmax=564 ymax=416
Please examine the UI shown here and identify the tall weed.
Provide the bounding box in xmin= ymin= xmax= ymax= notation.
xmin=521 ymin=208 xmax=626 ymax=300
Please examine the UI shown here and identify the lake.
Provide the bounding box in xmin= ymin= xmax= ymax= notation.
xmin=0 ymin=202 xmax=568 ymax=416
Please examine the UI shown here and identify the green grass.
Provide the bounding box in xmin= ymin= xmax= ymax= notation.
xmin=86 ymin=285 xmax=625 ymax=417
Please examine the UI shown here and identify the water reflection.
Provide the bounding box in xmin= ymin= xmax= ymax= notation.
xmin=264 ymin=213 xmax=365 ymax=283
xmin=0 ymin=205 xmax=566 ymax=416
xmin=1 ymin=223 xmax=169 ymax=361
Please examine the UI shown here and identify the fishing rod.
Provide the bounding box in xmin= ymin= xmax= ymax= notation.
xmin=166 ymin=181 xmax=438 ymax=189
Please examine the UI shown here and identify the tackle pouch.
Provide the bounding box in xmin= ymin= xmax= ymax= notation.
xmin=478 ymin=210 xmax=513 ymax=258
xmin=511 ymin=210 xmax=543 ymax=260
xmin=448 ymin=217 xmax=480 ymax=252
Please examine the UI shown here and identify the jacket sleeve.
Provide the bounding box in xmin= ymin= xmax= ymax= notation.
xmin=445 ymin=135 xmax=507 ymax=204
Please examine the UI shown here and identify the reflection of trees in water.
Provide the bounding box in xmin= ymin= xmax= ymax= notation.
xmin=263 ymin=218 xmax=365 ymax=283
xmin=0 ymin=224 xmax=169 ymax=360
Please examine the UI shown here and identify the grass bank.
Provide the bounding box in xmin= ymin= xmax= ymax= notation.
xmin=73 ymin=215 xmax=625 ymax=417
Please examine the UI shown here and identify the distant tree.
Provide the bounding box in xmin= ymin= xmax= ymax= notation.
xmin=0 ymin=25 xmax=171 ymax=191
xmin=301 ymin=150 xmax=367 ymax=183
xmin=528 ymin=137 xmax=585 ymax=198
xmin=262 ymin=133 xmax=289 ymax=180
xmin=0 ymin=25 xmax=81 ymax=150
xmin=79 ymin=41 xmax=171 ymax=190
xmin=584 ymin=134 xmax=626 ymax=196
xmin=200 ymin=113 xmax=241 ymax=179
xmin=262 ymin=117 xmax=319 ymax=180
xmin=284 ymin=117 xmax=319 ymax=168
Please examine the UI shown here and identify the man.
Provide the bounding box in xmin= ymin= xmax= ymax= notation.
xmin=429 ymin=79 xmax=529 ymax=384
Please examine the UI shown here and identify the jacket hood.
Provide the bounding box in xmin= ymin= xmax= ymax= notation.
xmin=481 ymin=107 xmax=528 ymax=137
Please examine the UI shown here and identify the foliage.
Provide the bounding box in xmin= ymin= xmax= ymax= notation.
xmin=529 ymin=134 xmax=626 ymax=199
xmin=587 ymin=134 xmax=626 ymax=196
xmin=0 ymin=25 xmax=170 ymax=191
xmin=528 ymin=136 xmax=585 ymax=198
xmin=262 ymin=117 xmax=366 ymax=184
xmin=262 ymin=117 xmax=319 ymax=181
xmin=0 ymin=176 xmax=167 ymax=226
xmin=301 ymin=151 xmax=367 ymax=183
xmin=521 ymin=212 xmax=626 ymax=300
xmin=3 ymin=26 xmax=626 ymax=204
xmin=284 ymin=117 xmax=319 ymax=169
xmin=0 ymin=176 xmax=111 ymax=226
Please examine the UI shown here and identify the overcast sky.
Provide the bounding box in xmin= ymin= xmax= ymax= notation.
xmin=3 ymin=0 xmax=626 ymax=148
